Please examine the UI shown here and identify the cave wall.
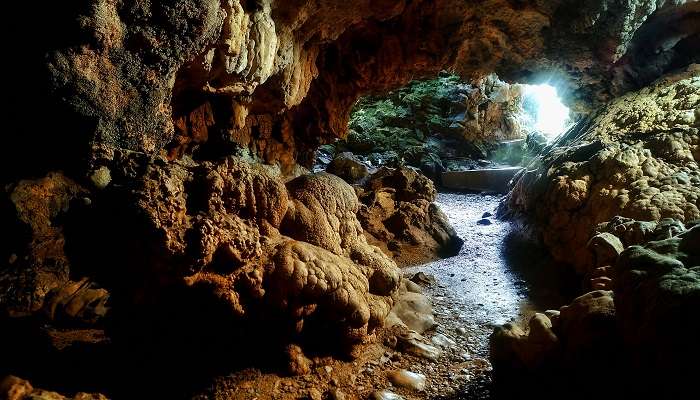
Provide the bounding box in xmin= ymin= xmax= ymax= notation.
xmin=503 ymin=65 xmax=699 ymax=271
xmin=5 ymin=0 xmax=699 ymax=181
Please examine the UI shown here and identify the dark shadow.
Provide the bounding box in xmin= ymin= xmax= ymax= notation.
xmin=500 ymin=230 xmax=580 ymax=311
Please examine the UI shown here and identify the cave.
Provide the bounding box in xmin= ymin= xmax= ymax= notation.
xmin=0 ymin=1 xmax=698 ymax=399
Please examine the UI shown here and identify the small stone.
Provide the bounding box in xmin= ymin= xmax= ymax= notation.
xmin=324 ymin=365 xmax=333 ymax=374
xmin=328 ymin=388 xmax=346 ymax=400
xmin=456 ymin=327 xmax=468 ymax=336
xmin=370 ymin=389 xmax=406 ymax=400
xmin=409 ymin=272 xmax=436 ymax=286
xmin=8 ymin=254 xmax=17 ymax=264
xmin=286 ymin=344 xmax=311 ymax=375
xmin=387 ymin=369 xmax=427 ymax=391
xmin=307 ymin=388 xmax=323 ymax=400
xmin=431 ymin=333 xmax=456 ymax=348
xmin=397 ymin=332 xmax=442 ymax=361
xmin=90 ymin=166 xmax=111 ymax=189
xmin=482 ymin=212 xmax=493 ymax=218
xmin=477 ymin=218 xmax=492 ymax=225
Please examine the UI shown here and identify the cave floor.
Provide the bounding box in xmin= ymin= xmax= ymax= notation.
xmin=196 ymin=192 xmax=568 ymax=400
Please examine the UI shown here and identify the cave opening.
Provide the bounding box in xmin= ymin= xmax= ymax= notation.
xmin=320 ymin=72 xmax=566 ymax=193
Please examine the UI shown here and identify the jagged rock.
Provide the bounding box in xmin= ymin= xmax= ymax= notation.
xmin=0 ymin=376 xmax=107 ymax=400
xmin=504 ymin=67 xmax=700 ymax=272
xmin=0 ymin=173 xmax=95 ymax=317
xmin=491 ymin=218 xmax=698 ymax=394
xmin=358 ymin=167 xmax=463 ymax=265
xmin=326 ymin=152 xmax=370 ymax=184
xmin=42 ymin=278 xmax=109 ymax=325
xmin=462 ymin=74 xmax=528 ymax=142
xmin=490 ymin=290 xmax=617 ymax=370
xmin=11 ymin=0 xmax=698 ymax=181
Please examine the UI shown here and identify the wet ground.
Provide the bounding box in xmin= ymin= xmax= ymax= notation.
xmin=407 ymin=192 xmax=567 ymax=357
xmin=397 ymin=191 xmax=570 ymax=399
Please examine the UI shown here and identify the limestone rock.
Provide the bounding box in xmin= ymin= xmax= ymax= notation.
xmin=108 ymin=157 xmax=400 ymax=352
xmin=370 ymin=390 xmax=405 ymax=400
xmin=387 ymin=369 xmax=426 ymax=391
xmin=396 ymin=330 xmax=442 ymax=361
xmin=614 ymin=224 xmax=700 ymax=373
xmin=504 ymin=67 xmax=700 ymax=272
xmin=358 ymin=167 xmax=463 ymax=265
xmin=385 ymin=287 xmax=436 ymax=334
xmin=0 ymin=173 xmax=89 ymax=316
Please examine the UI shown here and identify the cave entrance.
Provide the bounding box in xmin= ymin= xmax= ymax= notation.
xmin=318 ymin=72 xmax=571 ymax=193
xmin=521 ymin=83 xmax=571 ymax=140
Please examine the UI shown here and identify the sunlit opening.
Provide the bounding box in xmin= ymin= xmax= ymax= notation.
xmin=522 ymin=83 xmax=570 ymax=139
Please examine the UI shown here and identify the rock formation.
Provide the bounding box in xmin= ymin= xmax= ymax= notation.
xmin=356 ymin=167 xmax=464 ymax=266
xmin=0 ymin=376 xmax=107 ymax=400
xmin=7 ymin=0 xmax=699 ymax=181
xmin=490 ymin=217 xmax=699 ymax=393
xmin=503 ymin=66 xmax=700 ymax=271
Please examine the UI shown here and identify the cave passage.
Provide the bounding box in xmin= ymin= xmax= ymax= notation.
xmin=397 ymin=191 xmax=572 ymax=397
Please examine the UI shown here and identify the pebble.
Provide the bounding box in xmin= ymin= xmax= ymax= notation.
xmin=370 ymin=389 xmax=406 ymax=400
xmin=482 ymin=211 xmax=493 ymax=218
xmin=387 ymin=369 xmax=426 ymax=391
xmin=307 ymin=388 xmax=323 ymax=400
xmin=431 ymin=333 xmax=456 ymax=348
xmin=398 ymin=335 xmax=442 ymax=361
xmin=328 ymin=388 xmax=346 ymax=400
xmin=477 ymin=218 xmax=492 ymax=225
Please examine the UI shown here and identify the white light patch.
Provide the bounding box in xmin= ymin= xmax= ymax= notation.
xmin=523 ymin=84 xmax=569 ymax=139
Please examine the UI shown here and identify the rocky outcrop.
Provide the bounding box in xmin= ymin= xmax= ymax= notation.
xmin=332 ymin=73 xmax=534 ymax=181
xmin=489 ymin=217 xmax=699 ymax=393
xmin=98 ymin=157 xmax=402 ymax=353
xmin=357 ymin=167 xmax=463 ymax=266
xmin=0 ymin=173 xmax=110 ymax=324
xmin=0 ymin=376 xmax=107 ymax=400
xmin=7 ymin=1 xmax=698 ymax=181
xmin=461 ymin=74 xmax=528 ymax=142
xmin=503 ymin=66 xmax=700 ymax=271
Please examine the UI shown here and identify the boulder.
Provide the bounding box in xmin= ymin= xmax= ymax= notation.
xmin=358 ymin=167 xmax=463 ymax=265
xmin=326 ymin=152 xmax=370 ymax=184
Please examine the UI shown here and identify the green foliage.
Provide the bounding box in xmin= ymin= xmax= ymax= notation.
xmin=342 ymin=72 xmax=468 ymax=159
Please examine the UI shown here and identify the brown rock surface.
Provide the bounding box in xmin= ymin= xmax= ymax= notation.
xmin=357 ymin=167 xmax=463 ymax=266
xmin=0 ymin=376 xmax=107 ymax=400
xmin=108 ymin=157 xmax=401 ymax=351
xmin=7 ymin=1 xmax=698 ymax=179
xmin=503 ymin=66 xmax=700 ymax=271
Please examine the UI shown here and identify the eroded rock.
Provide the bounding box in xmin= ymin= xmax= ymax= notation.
xmin=358 ymin=167 xmax=463 ymax=265
xmin=504 ymin=67 xmax=700 ymax=272
xmin=0 ymin=376 xmax=107 ymax=400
